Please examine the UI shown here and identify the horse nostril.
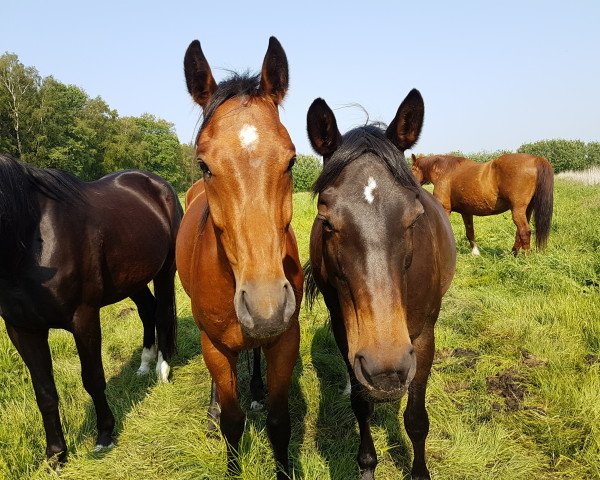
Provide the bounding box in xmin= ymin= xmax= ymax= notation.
xmin=409 ymin=347 xmax=415 ymax=356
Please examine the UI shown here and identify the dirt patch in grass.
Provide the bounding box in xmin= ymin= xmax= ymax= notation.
xmin=117 ymin=307 xmax=136 ymax=318
xmin=520 ymin=349 xmax=546 ymax=368
xmin=486 ymin=368 xmax=527 ymax=411
xmin=584 ymin=354 xmax=600 ymax=366
xmin=435 ymin=347 xmax=480 ymax=368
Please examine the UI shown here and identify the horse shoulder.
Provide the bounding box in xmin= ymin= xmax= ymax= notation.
xmin=185 ymin=179 xmax=206 ymax=209
xmin=176 ymin=193 xmax=207 ymax=295
xmin=284 ymin=226 xmax=304 ymax=294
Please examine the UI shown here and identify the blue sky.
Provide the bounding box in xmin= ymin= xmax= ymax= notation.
xmin=3 ymin=1 xmax=599 ymax=156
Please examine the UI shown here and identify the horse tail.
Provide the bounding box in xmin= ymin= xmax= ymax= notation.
xmin=530 ymin=157 xmax=554 ymax=250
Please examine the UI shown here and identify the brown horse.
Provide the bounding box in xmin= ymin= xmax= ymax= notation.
xmin=305 ymin=91 xmax=456 ymax=480
xmin=176 ymin=37 xmax=303 ymax=479
xmin=0 ymin=154 xmax=181 ymax=464
xmin=411 ymin=153 xmax=554 ymax=254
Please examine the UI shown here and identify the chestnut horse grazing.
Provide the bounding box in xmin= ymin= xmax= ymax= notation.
xmin=0 ymin=154 xmax=181 ymax=464
xmin=411 ymin=153 xmax=554 ymax=254
xmin=305 ymin=91 xmax=456 ymax=480
xmin=176 ymin=37 xmax=303 ymax=479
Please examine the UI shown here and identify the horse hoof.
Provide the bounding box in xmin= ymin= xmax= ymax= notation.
xmin=471 ymin=246 xmax=480 ymax=256
xmin=136 ymin=366 xmax=150 ymax=376
xmin=250 ymin=400 xmax=264 ymax=411
xmin=156 ymin=351 xmax=170 ymax=383
xmin=93 ymin=442 xmax=114 ymax=453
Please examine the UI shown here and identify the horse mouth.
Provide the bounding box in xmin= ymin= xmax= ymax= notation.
xmin=360 ymin=382 xmax=407 ymax=402
xmin=353 ymin=363 xmax=409 ymax=402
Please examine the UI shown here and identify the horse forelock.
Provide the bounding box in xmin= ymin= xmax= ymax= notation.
xmin=195 ymin=71 xmax=262 ymax=143
xmin=313 ymin=125 xmax=419 ymax=197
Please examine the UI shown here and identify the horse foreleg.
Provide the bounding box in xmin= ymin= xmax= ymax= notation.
xmin=5 ymin=324 xmax=67 ymax=465
xmin=461 ymin=213 xmax=480 ymax=255
xmin=511 ymin=206 xmax=531 ymax=255
xmin=250 ymin=347 xmax=265 ymax=411
xmin=207 ymin=379 xmax=221 ymax=435
xmin=263 ymin=321 xmax=300 ymax=480
xmin=201 ymin=333 xmax=244 ymax=476
xmin=72 ymin=305 xmax=115 ymax=451
xmin=130 ymin=286 xmax=157 ymax=375
xmin=403 ymin=326 xmax=434 ymax=480
xmin=350 ymin=375 xmax=377 ymax=480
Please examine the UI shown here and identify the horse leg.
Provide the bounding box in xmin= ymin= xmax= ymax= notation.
xmin=403 ymin=326 xmax=435 ymax=480
xmin=206 ymin=379 xmax=221 ymax=435
xmin=350 ymin=373 xmax=377 ymax=480
xmin=130 ymin=286 xmax=157 ymax=375
xmin=511 ymin=206 xmax=531 ymax=255
xmin=250 ymin=347 xmax=265 ymax=411
xmin=461 ymin=213 xmax=479 ymax=255
xmin=153 ymin=259 xmax=178 ymax=383
xmin=5 ymin=324 xmax=67 ymax=465
xmin=263 ymin=321 xmax=300 ymax=480
xmin=201 ymin=333 xmax=244 ymax=476
xmin=72 ymin=305 xmax=115 ymax=450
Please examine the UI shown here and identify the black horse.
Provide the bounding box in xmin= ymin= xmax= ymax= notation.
xmin=305 ymin=92 xmax=456 ymax=479
xmin=0 ymin=154 xmax=182 ymax=464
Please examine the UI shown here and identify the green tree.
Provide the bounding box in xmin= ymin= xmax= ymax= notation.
xmin=0 ymin=52 xmax=41 ymax=158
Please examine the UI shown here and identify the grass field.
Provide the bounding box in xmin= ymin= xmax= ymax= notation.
xmin=1 ymin=179 xmax=599 ymax=479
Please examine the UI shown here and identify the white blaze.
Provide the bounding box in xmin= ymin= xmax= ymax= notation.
xmin=239 ymin=124 xmax=258 ymax=151
xmin=364 ymin=176 xmax=377 ymax=204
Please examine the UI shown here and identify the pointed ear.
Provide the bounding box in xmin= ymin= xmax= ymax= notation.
xmin=306 ymin=98 xmax=342 ymax=161
xmin=386 ymin=89 xmax=424 ymax=152
xmin=411 ymin=153 xmax=417 ymax=162
xmin=260 ymin=36 xmax=289 ymax=105
xmin=184 ymin=40 xmax=217 ymax=109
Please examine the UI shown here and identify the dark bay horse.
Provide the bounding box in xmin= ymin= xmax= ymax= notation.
xmin=305 ymin=91 xmax=456 ymax=480
xmin=411 ymin=153 xmax=554 ymax=254
xmin=176 ymin=37 xmax=303 ymax=479
xmin=0 ymin=154 xmax=181 ymax=463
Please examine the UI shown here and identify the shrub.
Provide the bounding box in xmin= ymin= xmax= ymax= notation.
xmin=292 ymin=154 xmax=322 ymax=192
xmin=585 ymin=142 xmax=600 ymax=169
xmin=517 ymin=139 xmax=586 ymax=173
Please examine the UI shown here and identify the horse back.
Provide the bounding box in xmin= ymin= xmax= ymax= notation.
xmin=83 ymin=170 xmax=182 ymax=304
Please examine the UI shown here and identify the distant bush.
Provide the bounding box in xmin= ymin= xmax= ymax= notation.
xmin=292 ymin=154 xmax=322 ymax=192
xmin=585 ymin=142 xmax=600 ymax=170
xmin=517 ymin=139 xmax=587 ymax=173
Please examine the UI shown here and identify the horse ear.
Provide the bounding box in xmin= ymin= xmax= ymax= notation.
xmin=411 ymin=153 xmax=417 ymax=162
xmin=386 ymin=89 xmax=424 ymax=151
xmin=307 ymin=98 xmax=342 ymax=162
xmin=260 ymin=36 xmax=289 ymax=105
xmin=184 ymin=40 xmax=217 ymax=109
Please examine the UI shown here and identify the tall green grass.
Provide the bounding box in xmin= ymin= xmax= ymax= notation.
xmin=0 ymin=180 xmax=599 ymax=479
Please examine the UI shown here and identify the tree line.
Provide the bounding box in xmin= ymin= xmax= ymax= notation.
xmin=0 ymin=52 xmax=197 ymax=191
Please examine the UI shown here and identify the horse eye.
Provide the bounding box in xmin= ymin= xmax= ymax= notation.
xmin=287 ymin=156 xmax=296 ymax=172
xmin=198 ymin=160 xmax=212 ymax=177
xmin=318 ymin=215 xmax=334 ymax=232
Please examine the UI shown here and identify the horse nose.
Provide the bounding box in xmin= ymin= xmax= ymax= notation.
xmin=354 ymin=344 xmax=416 ymax=393
xmin=235 ymin=279 xmax=296 ymax=339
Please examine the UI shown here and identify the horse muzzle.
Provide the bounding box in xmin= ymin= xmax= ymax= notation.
xmin=353 ymin=345 xmax=417 ymax=402
xmin=234 ymin=278 xmax=296 ymax=339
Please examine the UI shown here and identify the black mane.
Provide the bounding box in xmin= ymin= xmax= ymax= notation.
xmin=0 ymin=154 xmax=84 ymax=273
xmin=312 ymin=124 xmax=420 ymax=195
xmin=197 ymin=71 xmax=262 ymax=139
